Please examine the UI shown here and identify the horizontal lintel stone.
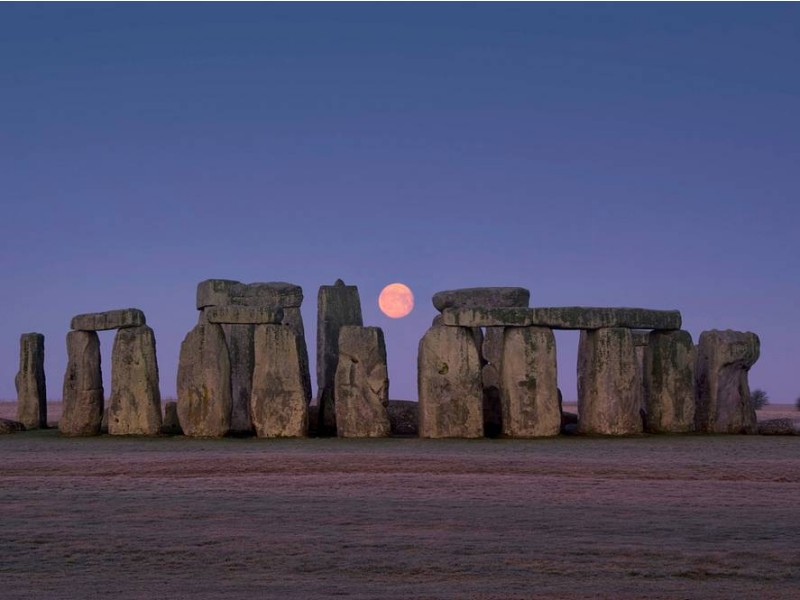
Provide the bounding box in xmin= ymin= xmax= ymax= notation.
xmin=432 ymin=287 xmax=530 ymax=312
xmin=205 ymin=306 xmax=284 ymax=325
xmin=441 ymin=307 xmax=681 ymax=330
xmin=196 ymin=279 xmax=303 ymax=310
xmin=71 ymin=308 xmax=146 ymax=331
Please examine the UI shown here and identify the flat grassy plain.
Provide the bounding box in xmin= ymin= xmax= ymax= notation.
xmin=1 ymin=403 xmax=798 ymax=599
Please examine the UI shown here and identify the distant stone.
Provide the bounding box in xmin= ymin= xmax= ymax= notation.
xmin=578 ymin=328 xmax=642 ymax=435
xmin=432 ymin=287 xmax=530 ymax=312
xmin=388 ymin=400 xmax=418 ymax=436
xmin=205 ymin=306 xmax=284 ymax=324
xmin=222 ymin=323 xmax=256 ymax=434
xmin=442 ymin=307 xmax=682 ymax=330
xmin=177 ymin=323 xmax=232 ymax=437
xmin=60 ymin=330 xmax=104 ymax=436
xmin=161 ymin=401 xmax=183 ymax=435
xmin=70 ymin=308 xmax=146 ymax=331
xmin=695 ymin=330 xmax=760 ymax=434
xmin=334 ymin=326 xmax=390 ymax=438
xmin=418 ymin=326 xmax=483 ymax=438
xmin=251 ymin=324 xmax=309 ymax=437
xmin=0 ymin=418 xmax=26 ymax=434
xmin=15 ymin=333 xmax=47 ymax=429
xmin=108 ymin=325 xmax=162 ymax=435
xmin=643 ymin=330 xmax=696 ymax=433
xmin=561 ymin=411 xmax=579 ymax=428
xmin=316 ymin=280 xmax=363 ymax=435
xmin=500 ymin=327 xmax=561 ymax=437
xmin=196 ymin=279 xmax=303 ymax=310
xmin=757 ymin=418 xmax=798 ymax=436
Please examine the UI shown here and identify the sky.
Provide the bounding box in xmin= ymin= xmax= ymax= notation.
xmin=1 ymin=4 xmax=798 ymax=404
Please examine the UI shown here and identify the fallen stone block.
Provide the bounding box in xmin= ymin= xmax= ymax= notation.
xmin=757 ymin=418 xmax=798 ymax=436
xmin=71 ymin=308 xmax=146 ymax=331
xmin=388 ymin=400 xmax=418 ymax=436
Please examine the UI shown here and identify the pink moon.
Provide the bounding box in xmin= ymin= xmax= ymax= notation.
xmin=378 ymin=283 xmax=415 ymax=319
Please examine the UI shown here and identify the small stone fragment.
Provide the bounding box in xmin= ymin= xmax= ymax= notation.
xmin=15 ymin=333 xmax=47 ymax=429
xmin=60 ymin=330 xmax=104 ymax=436
xmin=70 ymin=308 xmax=146 ymax=331
xmin=177 ymin=323 xmax=232 ymax=437
xmin=418 ymin=326 xmax=483 ymax=438
xmin=695 ymin=330 xmax=760 ymax=434
xmin=334 ymin=326 xmax=390 ymax=437
xmin=577 ymin=328 xmax=642 ymax=435
xmin=251 ymin=324 xmax=309 ymax=437
xmin=757 ymin=419 xmax=798 ymax=436
xmin=108 ymin=325 xmax=162 ymax=435
xmin=0 ymin=418 xmax=26 ymax=434
xmin=500 ymin=327 xmax=561 ymax=437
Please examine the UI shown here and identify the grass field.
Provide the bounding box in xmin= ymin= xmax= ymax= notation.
xmin=1 ymin=410 xmax=798 ymax=599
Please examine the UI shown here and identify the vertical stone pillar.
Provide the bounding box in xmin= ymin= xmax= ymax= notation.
xmin=418 ymin=326 xmax=483 ymax=438
xmin=316 ymin=279 xmax=363 ymax=435
xmin=108 ymin=325 xmax=163 ymax=435
xmin=643 ymin=330 xmax=696 ymax=433
xmin=177 ymin=323 xmax=232 ymax=437
xmin=251 ymin=324 xmax=309 ymax=437
xmin=15 ymin=333 xmax=47 ymax=429
xmin=695 ymin=329 xmax=759 ymax=434
xmin=500 ymin=327 xmax=560 ymax=437
xmin=60 ymin=331 xmax=104 ymax=436
xmin=577 ymin=327 xmax=642 ymax=435
xmin=334 ymin=326 xmax=390 ymax=438
xmin=222 ymin=323 xmax=256 ymax=433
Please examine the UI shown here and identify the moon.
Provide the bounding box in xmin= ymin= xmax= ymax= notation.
xmin=379 ymin=283 xmax=415 ymax=319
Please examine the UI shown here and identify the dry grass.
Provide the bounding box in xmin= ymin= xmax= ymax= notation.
xmin=1 ymin=420 xmax=798 ymax=599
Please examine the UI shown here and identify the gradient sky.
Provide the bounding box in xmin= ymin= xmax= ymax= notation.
xmin=1 ymin=4 xmax=798 ymax=404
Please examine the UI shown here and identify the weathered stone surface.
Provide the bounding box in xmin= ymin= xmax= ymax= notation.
xmin=418 ymin=326 xmax=483 ymax=438
xmin=205 ymin=306 xmax=284 ymax=324
xmin=282 ymin=306 xmax=312 ymax=413
xmin=222 ymin=323 xmax=256 ymax=434
xmin=177 ymin=323 xmax=232 ymax=437
xmin=334 ymin=326 xmax=390 ymax=437
xmin=442 ymin=307 xmax=682 ymax=330
xmin=108 ymin=325 xmax=162 ymax=435
xmin=60 ymin=331 xmax=104 ymax=436
xmin=388 ymin=400 xmax=418 ymax=436
xmin=432 ymin=287 xmax=530 ymax=312
xmin=695 ymin=330 xmax=760 ymax=434
xmin=577 ymin=328 xmax=642 ymax=435
xmin=161 ymin=401 xmax=183 ymax=435
xmin=0 ymin=418 xmax=26 ymax=434
xmin=70 ymin=308 xmax=146 ymax=331
xmin=15 ymin=333 xmax=47 ymax=429
xmin=481 ymin=327 xmax=505 ymax=437
xmin=757 ymin=419 xmax=798 ymax=436
xmin=196 ymin=279 xmax=303 ymax=309
xmin=643 ymin=330 xmax=696 ymax=433
xmin=316 ymin=280 xmax=363 ymax=435
xmin=500 ymin=327 xmax=561 ymax=437
xmin=632 ymin=331 xmax=650 ymax=347
xmin=251 ymin=325 xmax=309 ymax=437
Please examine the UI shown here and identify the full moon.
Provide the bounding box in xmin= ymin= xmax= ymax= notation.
xmin=378 ymin=283 xmax=415 ymax=319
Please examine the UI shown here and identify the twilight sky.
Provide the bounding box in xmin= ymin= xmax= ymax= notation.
xmin=1 ymin=4 xmax=798 ymax=404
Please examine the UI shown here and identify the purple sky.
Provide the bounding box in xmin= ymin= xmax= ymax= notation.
xmin=1 ymin=4 xmax=798 ymax=404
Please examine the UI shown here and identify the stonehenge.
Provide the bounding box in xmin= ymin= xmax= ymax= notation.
xmin=15 ymin=333 xmax=47 ymax=429
xmin=9 ymin=279 xmax=768 ymax=441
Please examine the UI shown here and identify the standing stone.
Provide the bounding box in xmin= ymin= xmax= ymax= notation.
xmin=481 ymin=327 xmax=505 ymax=437
xmin=251 ymin=324 xmax=309 ymax=437
xmin=282 ymin=306 xmax=313 ymax=410
xmin=60 ymin=331 xmax=104 ymax=436
xmin=222 ymin=323 xmax=256 ymax=434
xmin=695 ymin=329 xmax=760 ymax=434
xmin=418 ymin=326 xmax=483 ymax=438
xmin=108 ymin=325 xmax=162 ymax=436
xmin=632 ymin=331 xmax=649 ymax=415
xmin=500 ymin=327 xmax=561 ymax=437
xmin=643 ymin=330 xmax=696 ymax=433
xmin=577 ymin=328 xmax=642 ymax=435
xmin=334 ymin=326 xmax=390 ymax=438
xmin=177 ymin=323 xmax=232 ymax=437
xmin=316 ymin=279 xmax=363 ymax=435
xmin=15 ymin=333 xmax=47 ymax=429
